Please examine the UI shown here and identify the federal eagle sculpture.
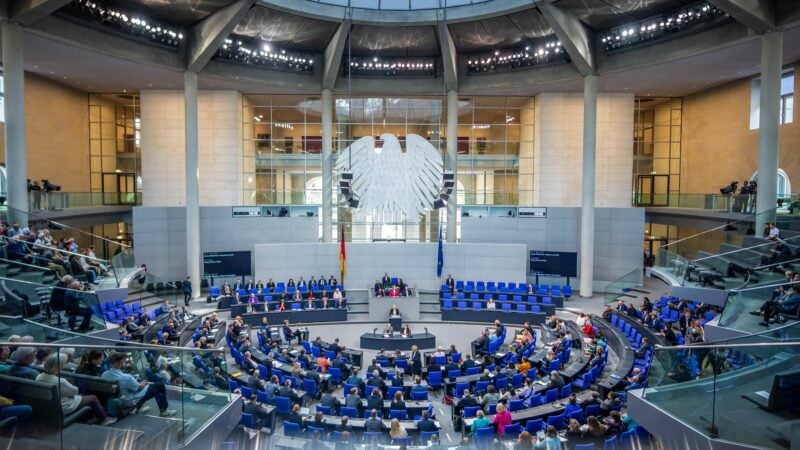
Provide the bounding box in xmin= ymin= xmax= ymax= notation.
xmin=336 ymin=133 xmax=446 ymax=222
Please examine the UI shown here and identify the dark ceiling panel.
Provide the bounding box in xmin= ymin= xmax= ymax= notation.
xmin=555 ymin=0 xmax=698 ymax=31
xmin=232 ymin=7 xmax=340 ymax=52
xmin=107 ymin=0 xmax=236 ymax=27
xmin=349 ymin=25 xmax=439 ymax=57
xmin=448 ymin=8 xmax=554 ymax=54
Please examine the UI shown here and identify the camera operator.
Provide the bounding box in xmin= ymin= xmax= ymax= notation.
xmin=28 ymin=181 xmax=42 ymax=211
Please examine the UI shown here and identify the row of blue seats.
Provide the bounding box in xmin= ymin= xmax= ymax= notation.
xmin=443 ymin=300 xmax=549 ymax=313
xmin=441 ymin=281 xmax=572 ymax=297
xmin=443 ymin=292 xmax=557 ymax=302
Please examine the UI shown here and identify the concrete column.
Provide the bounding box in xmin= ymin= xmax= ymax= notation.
xmin=580 ymin=75 xmax=598 ymax=298
xmin=184 ymin=72 xmax=201 ymax=298
xmin=446 ymin=90 xmax=458 ymax=243
xmin=2 ymin=23 xmax=28 ymax=227
xmin=755 ymin=31 xmax=782 ymax=231
xmin=321 ymin=89 xmax=333 ymax=243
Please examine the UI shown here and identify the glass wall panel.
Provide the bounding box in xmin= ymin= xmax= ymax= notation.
xmin=633 ymin=97 xmax=682 ymax=206
xmin=243 ymin=95 xmax=534 ymax=241
xmin=88 ymin=94 xmax=142 ymax=199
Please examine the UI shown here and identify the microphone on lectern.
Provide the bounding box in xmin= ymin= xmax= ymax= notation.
xmin=424 ymin=327 xmax=429 ymax=335
xmin=373 ymin=328 xmax=378 ymax=336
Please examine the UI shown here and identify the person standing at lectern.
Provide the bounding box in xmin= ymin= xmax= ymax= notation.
xmin=389 ymin=304 xmax=401 ymax=317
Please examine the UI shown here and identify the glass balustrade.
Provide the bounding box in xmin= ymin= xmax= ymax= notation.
xmin=640 ymin=333 xmax=800 ymax=449
xmin=652 ymin=206 xmax=800 ymax=289
xmin=0 ymin=335 xmax=232 ymax=449
xmin=604 ymin=269 xmax=643 ymax=303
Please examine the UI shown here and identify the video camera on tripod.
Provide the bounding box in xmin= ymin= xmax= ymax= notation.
xmin=740 ymin=180 xmax=757 ymax=195
xmin=42 ymin=179 xmax=61 ymax=192
xmin=720 ymin=181 xmax=738 ymax=195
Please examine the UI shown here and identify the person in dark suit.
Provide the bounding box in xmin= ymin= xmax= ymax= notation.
xmin=309 ymin=277 xmax=318 ymax=288
xmin=367 ymin=370 xmax=385 ymax=390
xmin=367 ymin=359 xmax=382 ymax=374
xmin=336 ymin=416 xmax=352 ymax=431
xmin=233 ymin=280 xmax=243 ymax=291
xmin=297 ymin=277 xmax=307 ymax=288
xmin=367 ymin=390 xmax=383 ymax=412
xmin=391 ymin=370 xmax=405 ymax=387
xmin=445 ymin=274 xmax=455 ymax=294
xmin=545 ymin=370 xmax=565 ymax=391
xmin=181 ymin=277 xmax=192 ymax=306
xmin=345 ymin=387 xmax=363 ymax=415
xmin=365 ymin=409 xmax=387 ymax=431
xmin=389 ymin=304 xmax=401 ymax=317
xmin=381 ymin=272 xmax=391 ymax=287
xmin=474 ymin=331 xmax=489 ymax=354
xmin=243 ymin=395 xmax=272 ymax=429
xmin=266 ymin=279 xmax=276 ymax=291
xmin=287 ymin=278 xmax=296 ymax=288
xmin=286 ymin=403 xmax=305 ymax=429
xmin=329 ymin=338 xmax=343 ymax=355
xmin=336 ymin=430 xmax=355 ymax=450
xmin=389 ymin=390 xmax=406 ymax=411
xmin=320 ymin=387 xmax=339 ymax=414
xmin=445 ymin=356 xmax=460 ymax=375
xmin=374 ymin=279 xmax=383 ymax=297
xmin=416 ymin=410 xmax=438 ymax=432
xmin=459 ymin=390 xmax=479 ymax=408
xmin=461 ymin=354 xmax=476 ymax=371
xmin=410 ymin=345 xmax=422 ymax=376
xmin=309 ymin=411 xmax=327 ymax=430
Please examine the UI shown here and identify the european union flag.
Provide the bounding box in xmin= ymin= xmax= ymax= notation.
xmin=437 ymin=223 xmax=444 ymax=278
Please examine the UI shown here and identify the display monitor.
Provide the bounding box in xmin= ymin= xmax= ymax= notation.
xmin=203 ymin=251 xmax=252 ymax=278
xmin=529 ymin=250 xmax=577 ymax=277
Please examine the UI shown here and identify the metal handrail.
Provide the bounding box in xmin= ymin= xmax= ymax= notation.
xmin=654 ymin=341 xmax=800 ymax=350
xmin=0 ymin=338 xmax=225 ymax=354
xmin=752 ymin=256 xmax=800 ymax=271
xmin=2 ymin=203 xmax=131 ymax=249
xmin=693 ymin=235 xmax=800 ymax=262
xmin=0 ymin=235 xmax=111 ymax=265
xmin=0 ymin=275 xmax=93 ymax=295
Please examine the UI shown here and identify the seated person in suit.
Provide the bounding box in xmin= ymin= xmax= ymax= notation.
xmin=286 ymin=403 xmax=305 ymax=429
xmin=297 ymin=277 xmax=307 ymax=288
xmin=255 ymin=280 xmax=264 ymax=292
xmin=345 ymin=387 xmax=363 ymax=415
xmin=384 ymin=324 xmax=394 ymax=337
xmin=308 ymin=411 xmax=326 ymax=431
xmin=416 ymin=410 xmax=438 ymax=432
xmin=318 ymin=276 xmax=328 ymax=287
xmin=304 ymin=293 xmax=316 ymax=310
xmin=308 ymin=277 xmax=317 ymax=288
xmin=374 ymin=279 xmax=383 ymax=297
xmin=365 ymin=409 xmax=387 ymax=431
xmin=367 ymin=370 xmax=386 ymax=390
xmin=329 ymin=276 xmax=338 ymax=288
xmin=293 ymin=290 xmax=303 ymax=302
xmin=287 ymin=278 xmax=296 ymax=288
xmin=367 ymin=389 xmax=383 ymax=411
xmin=221 ymin=281 xmax=232 ymax=296
xmin=401 ymin=324 xmax=411 ymax=337
xmin=243 ymin=394 xmax=272 ymax=428
xmin=266 ymin=279 xmax=276 ymax=291
xmin=410 ymin=376 xmax=427 ymax=396
xmin=390 ymin=390 xmax=406 ymax=411
xmin=389 ymin=304 xmax=401 ymax=317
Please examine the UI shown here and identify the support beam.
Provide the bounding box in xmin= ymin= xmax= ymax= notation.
xmin=755 ymin=31 xmax=782 ymax=231
xmin=2 ymin=23 xmax=28 ymax=227
xmin=323 ymin=20 xmax=351 ymax=91
xmin=446 ymin=90 xmax=458 ymax=243
xmin=579 ymin=75 xmax=597 ymax=298
xmin=708 ymin=0 xmax=775 ymax=33
xmin=184 ymin=71 xmax=201 ymax=298
xmin=10 ymin=0 xmax=70 ymax=26
xmin=537 ymin=1 xmax=595 ymax=76
xmin=321 ymin=89 xmax=334 ymax=243
xmin=186 ymin=0 xmax=255 ymax=73
xmin=436 ymin=21 xmax=458 ymax=91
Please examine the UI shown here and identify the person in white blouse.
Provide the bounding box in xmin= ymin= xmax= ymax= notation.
xmin=486 ymin=298 xmax=497 ymax=309
xmin=37 ymin=353 xmax=117 ymax=425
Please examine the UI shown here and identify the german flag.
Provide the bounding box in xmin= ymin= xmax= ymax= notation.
xmin=339 ymin=227 xmax=347 ymax=282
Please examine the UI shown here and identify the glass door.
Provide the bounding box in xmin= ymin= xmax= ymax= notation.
xmin=636 ymin=174 xmax=669 ymax=206
xmin=102 ymin=172 xmax=136 ymax=205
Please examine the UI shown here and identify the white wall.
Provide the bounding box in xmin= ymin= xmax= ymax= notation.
xmin=254 ymin=242 xmax=528 ymax=290
xmin=140 ymin=90 xmax=242 ymax=207
xmin=461 ymin=207 xmax=644 ymax=288
xmin=533 ymin=93 xmax=634 ymax=207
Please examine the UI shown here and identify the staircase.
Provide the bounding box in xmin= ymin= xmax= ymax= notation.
xmin=419 ymin=292 xmax=442 ymax=320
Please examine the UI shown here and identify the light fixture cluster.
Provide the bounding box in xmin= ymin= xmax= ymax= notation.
xmin=216 ymin=39 xmax=314 ymax=73
xmin=467 ymin=41 xmax=568 ymax=74
xmin=73 ymin=0 xmax=184 ymax=47
xmin=345 ymin=57 xmax=436 ymax=77
xmin=601 ymin=3 xmax=725 ymax=51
